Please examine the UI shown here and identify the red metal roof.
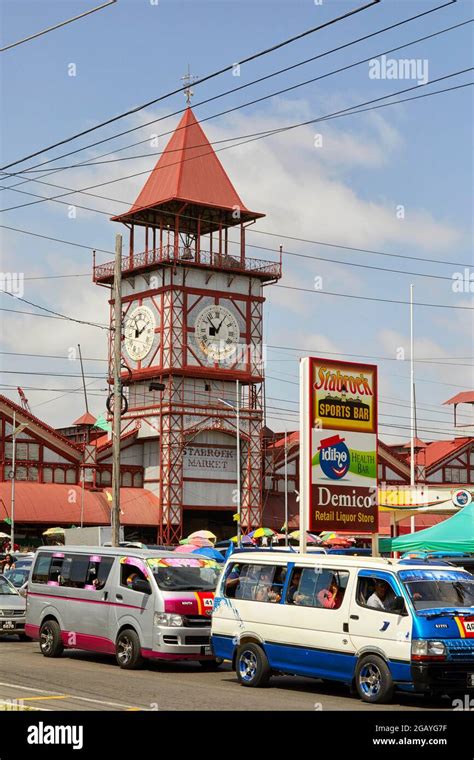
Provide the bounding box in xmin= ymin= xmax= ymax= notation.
xmin=402 ymin=437 xmax=427 ymax=449
xmin=0 ymin=394 xmax=81 ymax=458
xmin=73 ymin=412 xmax=97 ymax=426
xmin=443 ymin=391 xmax=474 ymax=405
xmin=415 ymin=437 xmax=472 ymax=469
xmin=0 ymin=483 xmax=160 ymax=527
xmin=113 ymin=107 xmax=263 ymax=220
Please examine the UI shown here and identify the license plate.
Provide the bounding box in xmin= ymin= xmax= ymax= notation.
xmin=204 ymin=646 xmax=212 ymax=655
xmin=467 ymin=674 xmax=474 ymax=688
xmin=1 ymin=621 xmax=15 ymax=630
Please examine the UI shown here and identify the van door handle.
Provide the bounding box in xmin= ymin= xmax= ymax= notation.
xmin=102 ymin=592 xmax=108 ymax=601
xmin=350 ymin=614 xmax=359 ymax=620
xmin=116 ymin=593 xmax=123 ymax=601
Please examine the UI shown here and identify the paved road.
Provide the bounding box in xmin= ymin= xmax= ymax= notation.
xmin=0 ymin=637 xmax=452 ymax=712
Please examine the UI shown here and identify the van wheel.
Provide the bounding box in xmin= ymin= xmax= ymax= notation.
xmin=39 ymin=620 xmax=64 ymax=658
xmin=236 ymin=643 xmax=271 ymax=687
xmin=355 ymin=654 xmax=394 ymax=703
xmin=116 ymin=629 xmax=143 ymax=670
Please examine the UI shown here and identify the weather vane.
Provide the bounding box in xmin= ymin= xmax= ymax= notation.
xmin=181 ymin=64 xmax=198 ymax=106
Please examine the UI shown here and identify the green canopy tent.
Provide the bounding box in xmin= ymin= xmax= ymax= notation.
xmin=379 ymin=502 xmax=474 ymax=554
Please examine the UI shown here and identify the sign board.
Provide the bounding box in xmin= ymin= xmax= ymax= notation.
xmin=300 ymin=357 xmax=378 ymax=537
xmin=183 ymin=445 xmax=236 ymax=478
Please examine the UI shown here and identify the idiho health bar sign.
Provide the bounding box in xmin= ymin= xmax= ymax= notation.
xmin=300 ymin=357 xmax=378 ymax=535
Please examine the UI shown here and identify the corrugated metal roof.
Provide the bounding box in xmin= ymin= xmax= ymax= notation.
xmin=72 ymin=412 xmax=96 ymax=426
xmin=444 ymin=391 xmax=474 ymax=405
xmin=0 ymin=483 xmax=160 ymax=527
xmin=113 ymin=107 xmax=262 ymax=220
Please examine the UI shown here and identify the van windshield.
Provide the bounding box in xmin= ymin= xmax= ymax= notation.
xmin=399 ymin=569 xmax=474 ymax=613
xmin=146 ymin=557 xmax=221 ymax=591
xmin=0 ymin=576 xmax=18 ymax=595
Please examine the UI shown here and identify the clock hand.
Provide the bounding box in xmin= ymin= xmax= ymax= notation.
xmin=215 ymin=316 xmax=227 ymax=334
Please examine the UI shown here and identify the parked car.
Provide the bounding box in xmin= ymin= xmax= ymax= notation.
xmin=0 ymin=575 xmax=27 ymax=640
xmin=4 ymin=566 xmax=30 ymax=596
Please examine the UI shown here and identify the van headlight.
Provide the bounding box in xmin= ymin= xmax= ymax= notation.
xmin=154 ymin=612 xmax=183 ymax=627
xmin=411 ymin=639 xmax=446 ymax=660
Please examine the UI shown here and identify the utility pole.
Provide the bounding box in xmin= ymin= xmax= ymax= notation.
xmin=111 ymin=234 xmax=122 ymax=547
xmin=78 ymin=343 xmax=88 ymax=528
xmin=284 ymin=427 xmax=289 ymax=547
xmin=235 ymin=380 xmax=241 ymax=546
xmin=10 ymin=412 xmax=29 ymax=552
xmin=410 ymin=283 xmax=416 ymax=534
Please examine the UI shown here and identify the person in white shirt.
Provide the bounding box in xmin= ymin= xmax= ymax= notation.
xmin=367 ymin=580 xmax=393 ymax=610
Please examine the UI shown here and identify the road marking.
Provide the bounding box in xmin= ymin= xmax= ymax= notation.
xmin=0 ymin=681 xmax=141 ymax=710
xmin=21 ymin=695 xmax=69 ymax=701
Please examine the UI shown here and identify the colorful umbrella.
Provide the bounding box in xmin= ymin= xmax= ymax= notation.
xmin=188 ymin=530 xmax=217 ymax=543
xmin=192 ymin=547 xmax=225 ymax=562
xmin=179 ymin=536 xmax=214 ymax=548
xmin=230 ymin=535 xmax=253 ymax=545
xmin=173 ymin=544 xmax=196 ymax=553
xmin=42 ymin=527 xmax=65 ymax=536
xmin=289 ymin=531 xmax=322 ymax=544
xmin=248 ymin=527 xmax=275 ymax=539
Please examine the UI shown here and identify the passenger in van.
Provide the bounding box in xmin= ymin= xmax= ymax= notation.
xmin=255 ymin=568 xmax=274 ymax=602
xmin=225 ymin=565 xmax=242 ymax=598
xmin=317 ymin=577 xmax=344 ymax=609
xmin=287 ymin=568 xmax=303 ymax=604
xmin=126 ymin=572 xmax=139 ymax=589
xmin=367 ymin=580 xmax=394 ymax=610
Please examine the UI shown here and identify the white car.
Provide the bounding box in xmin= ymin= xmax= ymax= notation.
xmin=0 ymin=575 xmax=27 ymax=640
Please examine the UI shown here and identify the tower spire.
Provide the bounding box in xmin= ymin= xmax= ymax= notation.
xmin=181 ymin=64 xmax=198 ymax=106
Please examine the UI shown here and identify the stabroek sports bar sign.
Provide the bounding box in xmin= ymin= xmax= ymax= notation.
xmin=300 ymin=357 xmax=378 ymax=535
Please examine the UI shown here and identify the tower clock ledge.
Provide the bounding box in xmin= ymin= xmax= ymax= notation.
xmin=93 ymin=244 xmax=282 ymax=285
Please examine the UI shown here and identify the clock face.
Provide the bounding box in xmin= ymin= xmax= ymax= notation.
xmin=124 ymin=305 xmax=156 ymax=361
xmin=194 ymin=304 xmax=240 ymax=362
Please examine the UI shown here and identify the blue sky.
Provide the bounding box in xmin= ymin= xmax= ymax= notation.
xmin=0 ymin=0 xmax=473 ymax=441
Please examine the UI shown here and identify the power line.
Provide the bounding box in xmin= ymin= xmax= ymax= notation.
xmin=1 ymin=292 xmax=109 ymax=329
xmin=274 ymin=283 xmax=473 ymax=311
xmin=3 ymin=10 xmax=468 ymax=185
xmin=0 ymin=0 xmax=380 ymax=170
xmin=2 ymin=70 xmax=472 ymax=216
xmin=266 ymin=345 xmax=474 ymax=368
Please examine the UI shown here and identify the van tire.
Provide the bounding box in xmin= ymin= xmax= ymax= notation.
xmin=116 ymin=629 xmax=143 ymax=670
xmin=236 ymin=643 xmax=271 ymax=687
xmin=355 ymin=654 xmax=394 ymax=703
xmin=39 ymin=620 xmax=64 ymax=658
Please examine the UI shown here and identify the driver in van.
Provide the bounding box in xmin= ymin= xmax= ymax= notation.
xmin=367 ymin=579 xmax=394 ymax=610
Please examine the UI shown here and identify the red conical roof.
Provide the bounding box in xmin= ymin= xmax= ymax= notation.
xmin=113 ymin=108 xmax=263 ymax=225
xmin=73 ymin=412 xmax=96 ymax=426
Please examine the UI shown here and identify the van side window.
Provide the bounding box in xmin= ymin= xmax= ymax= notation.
xmin=32 ymin=554 xmax=51 ymax=584
xmin=357 ymin=575 xmax=398 ymax=612
xmin=287 ymin=568 xmax=349 ymax=609
xmin=224 ymin=564 xmax=286 ymax=602
xmin=120 ymin=562 xmax=148 ymax=590
xmin=48 ymin=557 xmax=64 ymax=584
xmin=56 ymin=554 xmax=90 ymax=589
xmin=85 ymin=557 xmax=114 ymax=590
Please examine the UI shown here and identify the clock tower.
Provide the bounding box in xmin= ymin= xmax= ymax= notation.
xmin=94 ymin=107 xmax=281 ymax=543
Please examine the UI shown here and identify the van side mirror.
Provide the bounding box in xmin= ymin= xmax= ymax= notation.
xmin=132 ymin=578 xmax=151 ymax=594
xmin=391 ymin=595 xmax=407 ymax=615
